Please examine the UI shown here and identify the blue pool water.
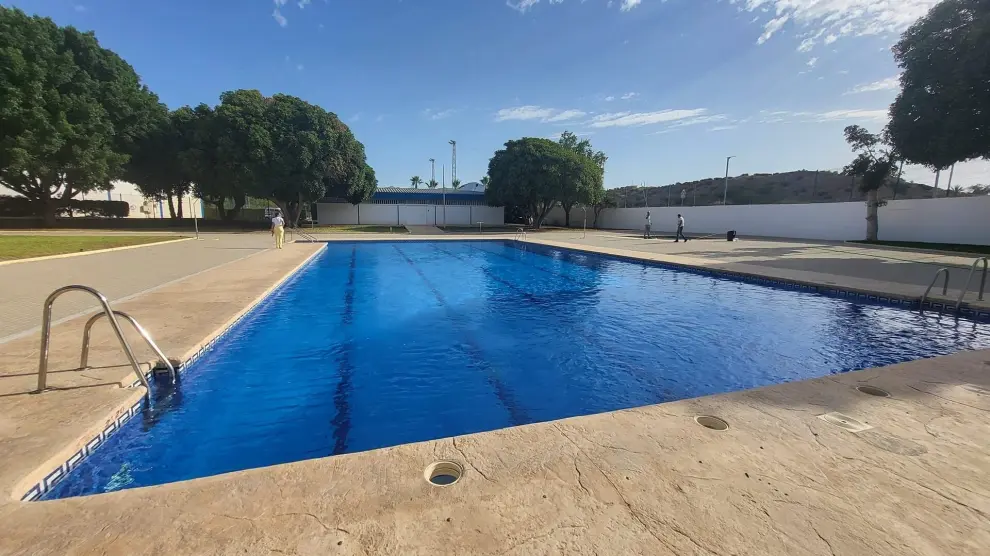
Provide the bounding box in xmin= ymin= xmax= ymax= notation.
xmin=45 ymin=241 xmax=990 ymax=499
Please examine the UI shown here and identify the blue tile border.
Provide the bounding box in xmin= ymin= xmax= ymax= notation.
xmin=22 ymin=245 xmax=326 ymax=503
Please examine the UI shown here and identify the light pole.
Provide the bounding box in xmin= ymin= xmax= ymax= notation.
xmin=429 ymin=158 xmax=435 ymax=187
xmin=722 ymin=156 xmax=736 ymax=205
xmin=448 ymin=140 xmax=457 ymax=187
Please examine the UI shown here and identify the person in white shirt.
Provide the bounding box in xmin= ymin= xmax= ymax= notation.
xmin=644 ymin=211 xmax=652 ymax=239
xmin=271 ymin=212 xmax=285 ymax=249
xmin=675 ymin=214 xmax=688 ymax=242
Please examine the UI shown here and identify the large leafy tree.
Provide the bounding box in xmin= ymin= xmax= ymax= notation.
xmin=556 ymin=131 xmax=607 ymax=227
xmin=887 ymin=0 xmax=990 ymax=172
xmin=842 ymin=126 xmax=899 ymax=242
xmin=487 ymin=137 xmax=601 ymax=228
xmin=181 ymin=103 xmax=249 ymax=220
xmin=125 ymin=107 xmax=199 ymax=218
xmin=0 ymin=7 xmax=162 ymax=225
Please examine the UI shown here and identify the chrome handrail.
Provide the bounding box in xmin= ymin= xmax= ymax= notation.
xmin=37 ymin=286 xmax=150 ymax=393
xmin=513 ymin=227 xmax=527 ymax=242
xmin=920 ymin=268 xmax=950 ymax=311
xmin=955 ymin=257 xmax=988 ymax=311
xmin=81 ymin=311 xmax=175 ymax=383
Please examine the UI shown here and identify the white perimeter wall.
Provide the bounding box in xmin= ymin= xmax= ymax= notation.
xmin=317 ymin=203 xmax=504 ymax=227
xmin=545 ymin=195 xmax=990 ymax=245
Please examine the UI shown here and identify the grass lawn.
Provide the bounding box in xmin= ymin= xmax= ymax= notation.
xmin=0 ymin=235 xmax=180 ymax=262
xmin=304 ymin=225 xmax=407 ymax=234
xmin=850 ymin=240 xmax=990 ymax=256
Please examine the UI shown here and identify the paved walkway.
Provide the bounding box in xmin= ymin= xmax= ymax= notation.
xmin=0 ymin=233 xmax=274 ymax=342
xmin=404 ymin=225 xmax=446 ymax=235
xmin=531 ymin=231 xmax=989 ymax=309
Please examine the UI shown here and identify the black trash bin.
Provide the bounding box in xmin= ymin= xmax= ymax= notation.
xmin=726 ymin=230 xmax=737 ymax=241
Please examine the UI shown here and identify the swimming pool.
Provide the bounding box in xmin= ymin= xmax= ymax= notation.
xmin=43 ymin=241 xmax=990 ymax=499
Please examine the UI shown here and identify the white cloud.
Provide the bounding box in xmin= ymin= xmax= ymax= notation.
xmin=506 ymin=0 xmax=541 ymax=13
xmin=604 ymin=95 xmax=616 ymax=102
xmin=494 ymin=106 xmax=586 ymax=123
xmin=738 ymin=0 xmax=939 ymax=46
xmin=845 ymin=76 xmax=900 ymax=95
xmin=508 ymin=0 xmax=640 ymax=13
xmin=806 ymin=57 xmax=818 ymax=67
xmin=758 ymin=15 xmax=789 ymax=45
xmin=590 ymin=108 xmax=709 ymax=128
xmin=546 ymin=109 xmax=588 ymax=122
xmin=709 ymin=125 xmax=738 ymax=132
xmin=272 ymin=9 xmax=288 ymax=27
xmin=797 ymin=38 xmax=815 ymax=52
xmin=298 ymin=0 xmax=311 ymax=7
xmin=620 ymin=92 xmax=639 ymax=100
xmin=423 ymin=108 xmax=458 ymax=121
xmin=620 ymin=0 xmax=642 ymax=11
xmin=758 ymin=108 xmax=889 ymax=124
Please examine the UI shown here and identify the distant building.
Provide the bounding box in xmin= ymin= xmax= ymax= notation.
xmin=317 ymin=186 xmax=503 ymax=226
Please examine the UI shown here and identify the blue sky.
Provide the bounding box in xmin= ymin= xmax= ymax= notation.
xmin=4 ymin=0 xmax=988 ymax=189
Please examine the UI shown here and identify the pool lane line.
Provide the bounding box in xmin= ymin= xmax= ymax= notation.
xmin=329 ymin=246 xmax=358 ymax=455
xmin=434 ymin=244 xmax=686 ymax=401
xmin=391 ymin=244 xmax=528 ymax=426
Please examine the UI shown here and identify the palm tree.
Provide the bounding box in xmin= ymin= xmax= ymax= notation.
xmin=427 ymin=179 xmax=438 ymax=189
xmin=480 ymin=176 xmax=490 ymax=189
xmin=451 ymin=178 xmax=461 ymax=189
xmin=410 ymin=176 xmax=422 ymax=189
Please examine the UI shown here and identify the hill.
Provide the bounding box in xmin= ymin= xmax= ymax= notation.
xmin=607 ymin=170 xmax=943 ymax=208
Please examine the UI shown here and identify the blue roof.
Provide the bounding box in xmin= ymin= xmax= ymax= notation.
xmin=373 ymin=188 xmax=484 ymax=201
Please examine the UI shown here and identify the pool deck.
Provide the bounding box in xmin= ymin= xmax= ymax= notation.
xmin=0 ymin=231 xmax=988 ymax=555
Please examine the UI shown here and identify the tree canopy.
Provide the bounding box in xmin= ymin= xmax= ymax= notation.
xmin=0 ymin=6 xmax=162 ymax=224
xmin=486 ymin=137 xmax=603 ymax=228
xmin=888 ymin=0 xmax=990 ymax=169
xmin=556 ymin=131 xmax=606 ymax=226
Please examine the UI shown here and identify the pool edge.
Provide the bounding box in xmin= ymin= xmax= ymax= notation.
xmin=15 ymin=244 xmax=328 ymax=503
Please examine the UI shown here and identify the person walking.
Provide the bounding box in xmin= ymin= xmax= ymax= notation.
xmin=271 ymin=211 xmax=285 ymax=249
xmin=675 ymin=213 xmax=688 ymax=242
xmin=644 ymin=211 xmax=652 ymax=239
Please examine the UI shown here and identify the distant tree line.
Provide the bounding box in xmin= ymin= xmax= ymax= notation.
xmin=0 ymin=7 xmax=375 ymax=227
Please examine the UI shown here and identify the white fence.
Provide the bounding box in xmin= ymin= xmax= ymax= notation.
xmin=545 ymin=195 xmax=990 ymax=245
xmin=316 ymin=203 xmax=504 ymax=227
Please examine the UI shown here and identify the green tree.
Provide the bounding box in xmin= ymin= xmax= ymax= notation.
xmin=888 ymin=0 xmax=990 ymax=172
xmin=592 ymin=195 xmax=616 ymax=229
xmin=451 ymin=178 xmax=461 ymax=189
xmin=487 ymin=137 xmax=600 ymax=228
xmin=480 ymin=175 xmax=490 ymax=189
xmin=0 ymin=7 xmax=162 ymax=225
xmin=556 ymin=131 xmax=607 ymax=227
xmin=427 ymin=179 xmax=438 ymax=189
xmin=126 ymin=107 xmax=200 ymax=218
xmin=410 ymin=176 xmax=422 ymax=189
xmin=842 ymin=126 xmax=898 ymax=242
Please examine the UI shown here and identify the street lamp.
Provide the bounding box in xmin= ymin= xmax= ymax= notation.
xmin=448 ymin=140 xmax=457 ymax=187
xmin=722 ymin=156 xmax=736 ymax=205
xmin=429 ymin=158 xmax=436 ymax=188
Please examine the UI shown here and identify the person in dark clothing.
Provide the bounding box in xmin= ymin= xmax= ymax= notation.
xmin=675 ymin=214 xmax=689 ymax=242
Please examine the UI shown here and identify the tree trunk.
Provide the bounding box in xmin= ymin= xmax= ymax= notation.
xmin=223 ymin=194 xmax=245 ymax=221
xmin=563 ymin=203 xmax=573 ymax=228
xmin=42 ymin=198 xmax=58 ymax=227
xmin=593 ymin=207 xmax=603 ymax=228
xmin=865 ymin=189 xmax=879 ymax=241
xmin=212 ymin=200 xmax=227 ymax=220
xmin=166 ymin=195 xmax=177 ymax=219
xmin=176 ymin=193 xmax=184 ymax=219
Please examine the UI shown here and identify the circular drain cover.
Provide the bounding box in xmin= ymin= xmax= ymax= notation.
xmin=856 ymin=385 xmax=890 ymax=397
xmin=695 ymin=415 xmax=729 ymax=431
xmin=424 ymin=461 xmax=463 ymax=487
xmin=818 ymin=412 xmax=873 ymax=433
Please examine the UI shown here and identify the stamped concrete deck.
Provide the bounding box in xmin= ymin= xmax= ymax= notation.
xmin=0 ymin=232 xmax=988 ymax=555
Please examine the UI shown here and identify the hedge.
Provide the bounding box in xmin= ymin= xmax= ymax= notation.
xmin=0 ymin=196 xmax=129 ymax=218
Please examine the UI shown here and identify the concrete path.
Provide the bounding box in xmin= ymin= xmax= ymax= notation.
xmin=533 ymin=231 xmax=989 ymax=307
xmin=0 ymin=233 xmax=274 ymax=342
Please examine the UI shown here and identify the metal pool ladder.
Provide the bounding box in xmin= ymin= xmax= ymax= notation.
xmin=513 ymin=227 xmax=528 ymax=242
xmin=36 ymin=285 xmax=175 ymax=393
xmin=919 ymin=257 xmax=989 ymax=313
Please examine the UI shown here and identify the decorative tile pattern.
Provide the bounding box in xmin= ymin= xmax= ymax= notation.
xmin=22 ymin=246 xmax=325 ymax=503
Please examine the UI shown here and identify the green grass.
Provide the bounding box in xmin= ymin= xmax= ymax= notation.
xmin=304 ymin=225 xmax=406 ymax=234
xmin=850 ymin=240 xmax=990 ymax=256
xmin=0 ymin=235 xmax=180 ymax=261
